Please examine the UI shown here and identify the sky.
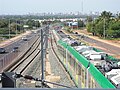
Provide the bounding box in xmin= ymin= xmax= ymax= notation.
xmin=0 ymin=0 xmax=120 ymax=15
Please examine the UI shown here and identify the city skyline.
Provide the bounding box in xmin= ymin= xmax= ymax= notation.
xmin=0 ymin=0 xmax=120 ymax=15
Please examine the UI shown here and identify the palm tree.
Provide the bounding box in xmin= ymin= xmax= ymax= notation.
xmin=99 ymin=11 xmax=113 ymax=38
xmin=116 ymin=13 xmax=120 ymax=21
xmin=100 ymin=11 xmax=112 ymax=19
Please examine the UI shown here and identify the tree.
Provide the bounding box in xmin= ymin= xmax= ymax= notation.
xmin=78 ymin=20 xmax=85 ymax=28
xmin=108 ymin=21 xmax=120 ymax=38
xmin=86 ymin=22 xmax=92 ymax=32
xmin=26 ymin=19 xmax=35 ymax=29
xmin=86 ymin=11 xmax=116 ymax=38
xmin=0 ymin=28 xmax=8 ymax=34
xmin=42 ymin=21 xmax=48 ymax=25
xmin=0 ymin=19 xmax=8 ymax=28
xmin=34 ymin=21 xmax=41 ymax=27
xmin=116 ymin=13 xmax=120 ymax=21
xmin=95 ymin=21 xmax=104 ymax=37
xmin=10 ymin=22 xmax=16 ymax=31
xmin=86 ymin=16 xmax=93 ymax=22
xmin=100 ymin=11 xmax=112 ymax=19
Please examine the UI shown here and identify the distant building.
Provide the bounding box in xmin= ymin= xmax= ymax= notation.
xmin=66 ymin=22 xmax=78 ymax=29
xmin=71 ymin=22 xmax=78 ymax=29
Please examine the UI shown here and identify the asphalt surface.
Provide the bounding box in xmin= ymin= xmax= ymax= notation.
xmin=83 ymin=36 xmax=120 ymax=55
xmin=58 ymin=30 xmax=120 ymax=57
xmin=0 ymin=32 xmax=37 ymax=58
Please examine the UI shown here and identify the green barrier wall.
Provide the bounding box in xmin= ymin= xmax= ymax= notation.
xmin=58 ymin=40 xmax=116 ymax=89
xmin=93 ymin=48 xmax=117 ymax=61
xmin=88 ymin=64 xmax=115 ymax=88
xmin=58 ymin=40 xmax=89 ymax=68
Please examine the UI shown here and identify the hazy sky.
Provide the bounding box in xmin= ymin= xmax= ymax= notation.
xmin=0 ymin=0 xmax=120 ymax=15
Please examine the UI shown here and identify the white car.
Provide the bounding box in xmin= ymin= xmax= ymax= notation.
xmin=22 ymin=36 xmax=27 ymax=41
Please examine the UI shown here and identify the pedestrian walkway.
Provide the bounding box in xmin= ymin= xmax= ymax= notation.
xmin=0 ymin=31 xmax=31 ymax=47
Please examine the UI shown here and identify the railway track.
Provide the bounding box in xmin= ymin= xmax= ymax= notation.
xmin=0 ymin=35 xmax=42 ymax=88
xmin=4 ymin=36 xmax=41 ymax=75
xmin=1 ymin=28 xmax=75 ymax=88
xmin=50 ymin=31 xmax=76 ymax=88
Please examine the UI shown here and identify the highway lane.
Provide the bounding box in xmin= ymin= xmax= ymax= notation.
xmin=73 ymin=33 xmax=120 ymax=56
xmin=0 ymin=32 xmax=37 ymax=58
xmin=82 ymin=36 xmax=120 ymax=55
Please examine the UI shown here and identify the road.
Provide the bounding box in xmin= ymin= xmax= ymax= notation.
xmin=0 ymin=32 xmax=37 ymax=59
xmin=83 ymin=37 xmax=120 ymax=55
xmin=59 ymin=30 xmax=120 ymax=58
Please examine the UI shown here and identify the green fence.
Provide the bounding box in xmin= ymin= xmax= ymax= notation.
xmin=58 ymin=40 xmax=116 ymax=89
xmin=93 ymin=48 xmax=117 ymax=61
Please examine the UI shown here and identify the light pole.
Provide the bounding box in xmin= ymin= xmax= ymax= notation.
xmin=41 ymin=29 xmax=44 ymax=84
xmin=81 ymin=0 xmax=83 ymax=14
xmin=9 ymin=19 xmax=10 ymax=39
xmin=16 ymin=20 xmax=17 ymax=35
xmin=103 ymin=18 xmax=106 ymax=39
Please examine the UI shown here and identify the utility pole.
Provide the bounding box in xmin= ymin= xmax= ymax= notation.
xmin=9 ymin=19 xmax=10 ymax=39
xmin=41 ymin=29 xmax=44 ymax=88
xmin=103 ymin=18 xmax=106 ymax=39
xmin=81 ymin=0 xmax=84 ymax=29
xmin=81 ymin=0 xmax=83 ymax=14
xmin=40 ymin=26 xmax=49 ymax=88
xmin=45 ymin=26 xmax=49 ymax=49
xmin=77 ymin=22 xmax=78 ymax=30
xmin=16 ymin=20 xmax=17 ymax=35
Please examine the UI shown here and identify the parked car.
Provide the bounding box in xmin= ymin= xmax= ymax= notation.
xmin=0 ymin=48 xmax=6 ymax=54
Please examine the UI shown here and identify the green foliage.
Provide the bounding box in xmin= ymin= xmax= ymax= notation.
xmin=26 ymin=19 xmax=41 ymax=29
xmin=26 ymin=19 xmax=35 ymax=29
xmin=86 ymin=22 xmax=92 ymax=32
xmin=100 ymin=11 xmax=112 ymax=19
xmin=86 ymin=16 xmax=93 ymax=22
xmin=96 ymin=20 xmax=106 ymax=37
xmin=86 ymin=11 xmax=120 ymax=39
xmin=108 ymin=21 xmax=120 ymax=38
xmin=0 ymin=28 xmax=8 ymax=34
xmin=116 ymin=13 xmax=120 ymax=20
xmin=0 ymin=19 xmax=8 ymax=28
xmin=10 ymin=22 xmax=17 ymax=31
xmin=34 ymin=21 xmax=41 ymax=27
xmin=78 ymin=20 xmax=85 ymax=28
